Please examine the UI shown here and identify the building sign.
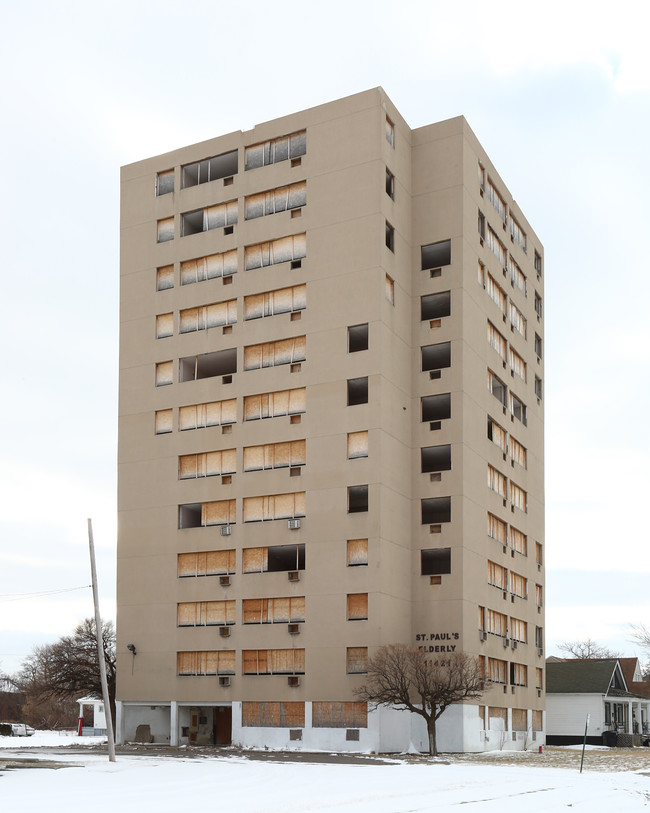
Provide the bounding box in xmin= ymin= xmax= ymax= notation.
xmin=416 ymin=632 xmax=460 ymax=653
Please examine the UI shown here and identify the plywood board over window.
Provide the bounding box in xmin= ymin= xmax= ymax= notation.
xmin=241 ymin=701 xmax=305 ymax=728
xmin=177 ymin=549 xmax=236 ymax=577
xmin=179 ymin=399 xmax=236 ymax=431
xmin=347 ymin=593 xmax=368 ymax=620
xmin=244 ymin=388 xmax=306 ymax=421
xmin=243 ymin=492 xmax=305 ymax=522
xmin=347 ymin=538 xmax=368 ymax=566
xmin=181 ymin=250 xmax=238 ymax=285
xmin=312 ymin=702 xmax=367 ymax=728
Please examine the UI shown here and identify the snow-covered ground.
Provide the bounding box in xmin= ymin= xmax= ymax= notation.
xmin=1 ymin=734 xmax=649 ymax=812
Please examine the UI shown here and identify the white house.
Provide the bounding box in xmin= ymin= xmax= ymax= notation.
xmin=76 ymin=696 xmax=107 ymax=736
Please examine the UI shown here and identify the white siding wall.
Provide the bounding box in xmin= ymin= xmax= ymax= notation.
xmin=546 ymin=694 xmax=604 ymax=738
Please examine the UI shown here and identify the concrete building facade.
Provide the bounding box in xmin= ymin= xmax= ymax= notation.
xmin=117 ymin=88 xmax=545 ymax=752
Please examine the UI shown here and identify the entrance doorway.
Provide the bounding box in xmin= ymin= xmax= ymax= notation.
xmin=215 ymin=706 xmax=232 ymax=745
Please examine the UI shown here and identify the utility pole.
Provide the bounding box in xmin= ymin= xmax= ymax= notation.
xmin=88 ymin=518 xmax=116 ymax=762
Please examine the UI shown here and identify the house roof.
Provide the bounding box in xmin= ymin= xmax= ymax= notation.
xmin=546 ymin=659 xmax=619 ymax=694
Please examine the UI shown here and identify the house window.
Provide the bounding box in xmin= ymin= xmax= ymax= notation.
xmin=347 ymin=647 xmax=368 ymax=674
xmin=243 ymin=543 xmax=305 ymax=573
xmin=177 ymin=651 xmax=235 ymax=676
xmin=478 ymin=211 xmax=485 ymax=240
xmin=242 ymin=596 xmax=305 ymax=624
xmin=509 ymin=346 xmax=526 ymax=382
xmin=155 ymin=361 xmax=173 ymax=387
xmin=348 ymin=485 xmax=368 ymax=513
xmin=421 ymin=497 xmax=451 ymax=524
xmin=534 ymin=292 xmax=543 ymax=319
xmin=245 ymin=131 xmax=306 ymax=170
xmin=488 ymin=659 xmax=507 ymax=684
xmin=181 ymin=250 xmax=238 ymax=285
xmin=421 ymin=240 xmax=451 ymax=269
xmin=347 ymin=538 xmax=368 ymax=566
xmin=535 ymin=376 xmax=543 ymax=400
xmin=385 ymin=117 xmax=395 ymax=147
xmin=487 ymin=179 xmax=506 ymax=221
xmin=487 ymin=465 xmax=507 ymax=498
xmin=421 ymin=342 xmax=451 ymax=372
xmin=385 ymin=274 xmax=394 ymax=304
xmin=488 ymin=560 xmax=507 ymax=589
xmin=385 ymin=168 xmax=395 ymax=199
xmin=245 ymin=181 xmax=306 ymax=220
xmin=348 ymin=431 xmax=369 ymax=459
xmin=347 ymin=593 xmax=368 ymax=620
xmin=485 ymin=272 xmax=507 ymax=314
xmin=178 ymin=500 xmax=236 ymax=529
xmin=243 ymin=440 xmax=306 ymax=471
xmin=536 ymin=583 xmax=543 ymax=608
xmin=509 ymin=570 xmax=528 ymax=599
xmin=535 ymin=542 xmax=543 ymax=567
xmin=242 ymin=702 xmax=305 ymax=728
xmin=244 ymin=387 xmax=306 ymax=421
xmin=242 ymin=649 xmax=305 ymax=675
xmin=244 ymin=336 xmax=306 ymax=370
xmin=155 ymin=409 xmax=172 ymax=434
xmin=348 ymin=324 xmax=369 ymax=353
xmin=179 ymin=398 xmax=236 ymax=431
xmin=420 ymin=548 xmax=451 ymax=575
xmin=177 ymin=549 xmax=235 ymax=577
xmin=179 ymin=299 xmax=237 ymax=333
xmin=486 ymin=609 xmax=507 ymax=637
xmin=421 ymin=393 xmax=451 ymax=422
xmin=177 ymin=600 xmax=235 ymax=627
xmin=478 ymin=163 xmax=485 ymax=190
xmin=243 ymin=492 xmax=305 ymax=523
xmin=347 ymin=377 xmax=368 ymax=406
xmin=536 ymin=668 xmax=543 ymax=690
xmin=179 ymin=449 xmax=236 ymax=479
xmin=487 ymin=322 xmax=507 ymax=361
xmin=421 ymin=445 xmax=451 ymax=473
xmin=510 ymin=617 xmax=527 ymax=643
xmin=509 ymin=302 xmax=527 ymax=338
xmin=508 ymin=256 xmax=526 ymax=295
xmin=385 ymin=221 xmax=394 ymax=251
xmin=535 ymin=626 xmax=544 ymax=649
xmin=156 ymin=313 xmax=173 ymax=339
xmin=510 ymin=215 xmax=527 ymax=252
xmin=487 ymin=416 xmax=507 ymax=453
xmin=245 ymin=233 xmax=306 ymax=270
xmin=421 ymin=291 xmax=451 ymax=321
xmin=487 ymin=513 xmax=507 ymax=544
xmin=244 ymin=284 xmax=306 ymax=320
xmin=181 ymin=201 xmax=238 ymax=236
xmin=156 ymin=169 xmax=174 ymax=196
xmin=510 ymin=482 xmax=527 ymax=512
xmin=510 ymin=393 xmax=527 ymax=426
xmin=534 ymin=251 xmax=542 ymax=276
xmin=157 ymin=217 xmax=174 ymax=243
xmin=510 ymin=527 xmax=527 ymax=556
xmin=182 ymin=150 xmax=238 ymax=188
xmin=488 ymin=370 xmax=507 ymax=407
xmin=179 ymin=348 xmax=237 ymax=382
xmin=487 ymin=227 xmax=506 ymax=266
xmin=510 ymin=663 xmax=528 ymax=687
xmin=534 ymin=333 xmax=542 ymax=359
xmin=510 ymin=436 xmax=527 ymax=468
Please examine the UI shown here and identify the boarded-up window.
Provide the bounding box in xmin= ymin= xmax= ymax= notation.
xmin=179 ymin=300 xmax=237 ymax=333
xmin=510 ymin=662 xmax=527 ymax=686
xmin=156 ymin=264 xmax=174 ymax=290
xmin=179 ymin=399 xmax=237 ymax=431
xmin=243 ymin=440 xmax=305 ymax=471
xmin=536 ymin=542 xmax=543 ymax=567
xmin=347 ymin=593 xmax=368 ymax=621
xmin=155 ymin=409 xmax=172 ymax=434
xmin=347 ymin=648 xmax=368 ymax=674
xmin=156 ymin=313 xmax=173 ymax=338
xmin=244 ymin=388 xmax=305 ymax=421
xmin=241 ymin=701 xmax=305 ymax=728
xmin=488 ymin=660 xmax=507 ymax=685
xmin=181 ymin=201 xmax=238 ymax=236
xmin=487 ymin=513 xmax=507 ymax=544
xmin=510 ymin=527 xmax=527 ymax=556
xmin=347 ymin=538 xmax=368 ymax=567
xmin=489 ymin=706 xmax=508 ymax=728
xmin=510 ymin=216 xmax=527 ymax=251
xmin=155 ymin=360 xmax=173 ymax=386
xmin=244 ymin=284 xmax=306 ymax=320
xmin=245 ymin=131 xmax=306 ymax=170
xmin=245 ymin=182 xmax=306 ymax=219
xmin=312 ymin=702 xmax=367 ymax=728
xmin=486 ymin=227 xmax=506 ymax=265
xmin=243 ymin=492 xmax=305 ymax=522
xmin=242 ymin=649 xmax=305 ymax=675
xmin=509 ymin=571 xmax=527 ymax=599
xmin=244 ymin=234 xmax=306 ymax=270
xmin=177 ymin=600 xmax=235 ymax=627
xmin=242 ymin=544 xmax=304 ymax=573
xmin=156 ymin=169 xmax=174 ymax=196
xmin=157 ymin=217 xmax=174 ymax=242
xmin=347 ymin=431 xmax=368 ymax=459
xmin=510 ymin=617 xmax=527 ymax=643
xmin=484 ymin=271 xmax=507 ymax=314
xmin=181 ymin=250 xmax=238 ymax=285
xmin=177 ymin=550 xmax=236 ymax=578
xmin=536 ymin=668 xmax=543 ymax=690
xmin=510 ymin=481 xmax=527 ymax=512
xmin=487 ymin=179 xmax=506 ymax=220
xmin=512 ymin=708 xmax=527 ymax=732
xmin=179 ymin=449 xmax=236 ymax=479
xmin=508 ymin=256 xmax=526 ymax=295
xmin=487 ymin=465 xmax=507 ymax=498
xmin=532 ymin=710 xmax=543 ymax=731
xmin=178 ymin=500 xmax=236 ymax=528
xmin=242 ymin=596 xmax=305 ymax=624
xmin=488 ymin=561 xmax=507 ymax=589
xmin=177 ymin=650 xmax=235 ymax=675
xmin=536 ymin=584 xmax=543 ymax=607
xmin=509 ymin=346 xmax=526 ymax=382
xmin=509 ymin=302 xmax=527 ymax=338
xmin=486 ymin=609 xmax=507 ymax=637
xmin=487 ymin=322 xmax=506 ymax=361
xmin=244 ymin=336 xmax=306 ymax=370
xmin=487 ymin=416 xmax=507 ymax=453
xmin=385 ymin=274 xmax=394 ymax=304
xmin=510 ymin=436 xmax=527 ymax=468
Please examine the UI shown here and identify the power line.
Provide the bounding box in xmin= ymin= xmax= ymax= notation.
xmin=0 ymin=585 xmax=91 ymax=602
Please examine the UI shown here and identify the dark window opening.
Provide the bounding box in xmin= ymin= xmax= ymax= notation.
xmin=421 ymin=445 xmax=451 ymax=473
xmin=268 ymin=544 xmax=305 ymax=572
xmin=421 ymin=342 xmax=451 ymax=372
xmin=421 ymin=393 xmax=451 ymax=422
xmin=179 ymin=348 xmax=237 ymax=382
xmin=535 ymin=377 xmax=543 ymax=400
xmin=385 ymin=221 xmax=394 ymax=252
xmin=156 ymin=170 xmax=174 ymax=196
xmin=421 ymin=497 xmax=451 ymax=524
xmin=181 ymin=209 xmax=204 ymax=236
xmin=347 ymin=377 xmax=368 ymax=406
xmin=535 ymin=333 xmax=542 ymax=359
xmin=534 ymin=251 xmax=542 ymax=275
xmin=182 ymin=150 xmax=238 ymax=188
xmin=421 ymin=548 xmax=451 ymax=575
xmin=385 ymin=169 xmax=395 ymax=199
xmin=348 ymin=485 xmax=369 ymax=513
xmin=421 ymin=240 xmax=451 ymax=270
xmin=478 ymin=211 xmax=485 ymax=239
xmin=179 ymin=504 xmax=202 ymax=529
xmin=534 ymin=293 xmax=543 ymax=318
xmin=490 ymin=373 xmax=507 ymax=407
xmin=421 ymin=291 xmax=451 ymax=321
xmin=348 ymin=324 xmax=369 ymax=353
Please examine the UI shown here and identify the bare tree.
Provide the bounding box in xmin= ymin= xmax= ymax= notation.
xmin=355 ymin=644 xmax=485 ymax=756
xmin=630 ymin=625 xmax=650 ymax=680
xmin=13 ymin=619 xmax=115 ymax=728
xmin=557 ymin=638 xmax=621 ymax=659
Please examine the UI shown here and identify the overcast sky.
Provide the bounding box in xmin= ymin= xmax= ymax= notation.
xmin=1 ymin=0 xmax=648 ymax=675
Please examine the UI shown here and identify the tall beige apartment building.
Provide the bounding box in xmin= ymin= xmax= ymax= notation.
xmin=117 ymin=88 xmax=545 ymax=752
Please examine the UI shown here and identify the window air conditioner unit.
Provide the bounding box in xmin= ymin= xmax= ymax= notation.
xmin=288 ymin=519 xmax=301 ymax=530
xmin=219 ymin=576 xmax=231 ymax=587
xmin=220 ymin=525 xmax=232 ymax=536
xmin=218 ymin=676 xmax=231 ymax=687
xmin=219 ymin=626 xmax=231 ymax=638
xmin=288 ymin=676 xmax=301 ymax=687
xmin=288 ymin=623 xmax=301 ymax=635
xmin=288 ymin=570 xmax=300 ymax=582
